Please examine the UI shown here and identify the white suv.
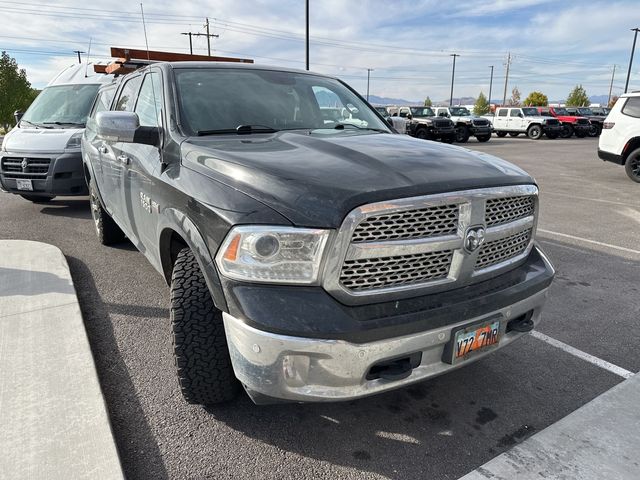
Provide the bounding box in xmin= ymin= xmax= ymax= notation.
xmin=598 ymin=92 xmax=640 ymax=182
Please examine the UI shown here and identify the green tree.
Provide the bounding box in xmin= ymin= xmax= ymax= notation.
xmin=473 ymin=91 xmax=490 ymax=115
xmin=508 ymin=86 xmax=521 ymax=106
xmin=523 ymin=91 xmax=548 ymax=106
xmin=566 ymin=84 xmax=590 ymax=106
xmin=424 ymin=96 xmax=432 ymax=107
xmin=0 ymin=51 xmax=37 ymax=128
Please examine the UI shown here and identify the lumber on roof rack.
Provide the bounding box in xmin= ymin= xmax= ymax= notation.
xmin=110 ymin=47 xmax=253 ymax=64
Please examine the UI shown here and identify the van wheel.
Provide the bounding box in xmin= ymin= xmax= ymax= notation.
xmin=625 ymin=148 xmax=640 ymax=183
xmin=171 ymin=248 xmax=240 ymax=405
xmin=455 ymin=126 xmax=470 ymax=143
xmin=560 ymin=124 xmax=573 ymax=138
xmin=496 ymin=131 xmax=507 ymax=138
xmin=527 ymin=124 xmax=543 ymax=140
xmin=20 ymin=194 xmax=54 ymax=203
xmin=89 ymin=182 xmax=125 ymax=245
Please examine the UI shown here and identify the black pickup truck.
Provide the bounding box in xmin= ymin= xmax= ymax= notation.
xmin=82 ymin=63 xmax=554 ymax=405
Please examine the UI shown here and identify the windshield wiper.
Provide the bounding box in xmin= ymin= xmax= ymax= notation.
xmin=20 ymin=119 xmax=52 ymax=129
xmin=43 ymin=121 xmax=85 ymax=127
xmin=330 ymin=123 xmax=388 ymax=133
xmin=196 ymin=124 xmax=280 ymax=136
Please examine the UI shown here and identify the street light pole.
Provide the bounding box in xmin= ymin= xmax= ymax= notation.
xmin=181 ymin=32 xmax=193 ymax=55
xmin=450 ymin=54 xmax=460 ymax=107
xmin=366 ymin=68 xmax=374 ymax=101
xmin=305 ymin=0 xmax=309 ymax=70
xmin=625 ymin=28 xmax=640 ymax=93
xmin=73 ymin=50 xmax=85 ymax=64
xmin=488 ymin=65 xmax=494 ymax=106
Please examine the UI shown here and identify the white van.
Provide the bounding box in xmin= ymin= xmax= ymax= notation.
xmin=0 ymin=63 xmax=112 ymax=202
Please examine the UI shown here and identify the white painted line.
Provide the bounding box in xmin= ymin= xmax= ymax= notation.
xmin=543 ymin=191 xmax=640 ymax=208
xmin=530 ymin=330 xmax=634 ymax=379
xmin=538 ymin=229 xmax=640 ymax=256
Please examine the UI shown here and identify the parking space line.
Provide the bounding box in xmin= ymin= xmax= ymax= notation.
xmin=543 ymin=191 xmax=639 ymax=208
xmin=538 ymin=229 xmax=640 ymax=256
xmin=530 ymin=331 xmax=634 ymax=379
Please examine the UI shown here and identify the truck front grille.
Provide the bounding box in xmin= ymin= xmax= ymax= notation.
xmin=352 ymin=204 xmax=458 ymax=243
xmin=434 ymin=120 xmax=452 ymax=128
xmin=326 ymin=186 xmax=538 ymax=302
xmin=473 ymin=119 xmax=490 ymax=126
xmin=1 ymin=157 xmax=51 ymax=178
xmin=475 ymin=229 xmax=532 ymax=270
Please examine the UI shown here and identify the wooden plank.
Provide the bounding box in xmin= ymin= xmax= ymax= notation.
xmin=109 ymin=47 xmax=253 ymax=64
xmin=93 ymin=64 xmax=108 ymax=74
xmin=104 ymin=61 xmax=137 ymax=75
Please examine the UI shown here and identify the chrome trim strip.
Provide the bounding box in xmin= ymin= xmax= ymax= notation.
xmin=322 ymin=185 xmax=539 ymax=305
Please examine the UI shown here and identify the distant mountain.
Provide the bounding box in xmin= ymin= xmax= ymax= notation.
xmin=367 ymin=95 xmax=419 ymax=106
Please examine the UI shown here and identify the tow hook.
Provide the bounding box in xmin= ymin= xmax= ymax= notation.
xmin=506 ymin=311 xmax=535 ymax=333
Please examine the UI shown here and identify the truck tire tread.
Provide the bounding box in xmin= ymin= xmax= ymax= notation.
xmin=89 ymin=182 xmax=125 ymax=245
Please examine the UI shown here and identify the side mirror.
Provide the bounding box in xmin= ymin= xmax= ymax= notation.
xmin=386 ymin=117 xmax=394 ymax=127
xmin=96 ymin=111 xmax=159 ymax=146
xmin=406 ymin=113 xmax=413 ymax=120
xmin=14 ymin=110 xmax=24 ymax=124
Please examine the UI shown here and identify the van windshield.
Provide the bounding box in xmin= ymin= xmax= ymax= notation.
xmin=21 ymin=84 xmax=100 ymax=127
xmin=174 ymin=68 xmax=390 ymax=135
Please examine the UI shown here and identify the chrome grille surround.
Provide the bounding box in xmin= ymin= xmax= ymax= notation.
xmin=322 ymin=185 xmax=538 ymax=305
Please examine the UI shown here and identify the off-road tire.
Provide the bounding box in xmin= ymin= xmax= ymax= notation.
xmin=476 ymin=134 xmax=491 ymax=143
xmin=587 ymin=124 xmax=599 ymax=137
xmin=624 ymin=148 xmax=640 ymax=183
xmin=527 ymin=124 xmax=543 ymax=140
xmin=508 ymin=132 xmax=520 ymax=137
xmin=171 ymin=248 xmax=240 ymax=405
xmin=496 ymin=131 xmax=507 ymax=138
xmin=19 ymin=194 xmax=54 ymax=203
xmin=89 ymin=182 xmax=125 ymax=245
xmin=415 ymin=127 xmax=429 ymax=139
xmin=560 ymin=124 xmax=573 ymax=138
xmin=455 ymin=125 xmax=470 ymax=143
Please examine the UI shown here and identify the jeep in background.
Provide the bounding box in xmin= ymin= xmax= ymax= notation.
xmin=537 ymin=106 xmax=591 ymax=138
xmin=387 ymin=105 xmax=455 ymax=142
xmin=565 ymin=107 xmax=603 ymax=137
xmin=490 ymin=107 xmax=562 ymax=139
xmin=433 ymin=106 xmax=492 ymax=143
xmin=375 ymin=106 xmax=408 ymax=133
xmin=590 ymin=107 xmax=611 ymax=117
xmin=82 ymin=62 xmax=554 ymax=406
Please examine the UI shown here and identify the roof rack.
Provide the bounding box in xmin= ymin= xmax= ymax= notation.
xmin=95 ymin=47 xmax=253 ymax=75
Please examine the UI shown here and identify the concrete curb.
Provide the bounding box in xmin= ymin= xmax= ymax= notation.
xmin=460 ymin=372 xmax=640 ymax=480
xmin=0 ymin=240 xmax=124 ymax=480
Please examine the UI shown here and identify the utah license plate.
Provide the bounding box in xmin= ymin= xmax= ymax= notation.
xmin=444 ymin=319 xmax=501 ymax=364
xmin=16 ymin=179 xmax=33 ymax=191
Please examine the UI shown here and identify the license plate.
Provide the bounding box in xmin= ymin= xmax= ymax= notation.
xmin=16 ymin=179 xmax=33 ymax=191
xmin=443 ymin=318 xmax=501 ymax=364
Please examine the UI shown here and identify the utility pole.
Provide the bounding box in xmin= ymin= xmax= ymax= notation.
xmin=625 ymin=28 xmax=640 ymax=93
xmin=450 ymin=53 xmax=460 ymax=107
xmin=608 ymin=64 xmax=617 ymax=107
xmin=502 ymin=52 xmax=512 ymax=106
xmin=73 ymin=50 xmax=84 ymax=64
xmin=201 ymin=18 xmax=219 ymax=56
xmin=305 ymin=0 xmax=309 ymax=70
xmin=488 ymin=65 xmax=494 ymax=106
xmin=366 ymin=68 xmax=374 ymax=101
xmin=181 ymin=32 xmax=193 ymax=54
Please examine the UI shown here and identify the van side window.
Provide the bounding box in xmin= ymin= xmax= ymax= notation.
xmin=115 ymin=76 xmax=142 ymax=112
xmin=622 ymin=97 xmax=640 ymax=118
xmin=498 ymin=109 xmax=508 ymax=117
xmin=134 ymin=72 xmax=163 ymax=127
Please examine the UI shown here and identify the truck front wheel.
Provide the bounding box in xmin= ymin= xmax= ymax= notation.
xmin=560 ymin=124 xmax=573 ymax=138
xmin=89 ymin=182 xmax=125 ymax=245
xmin=624 ymin=148 xmax=640 ymax=183
xmin=496 ymin=131 xmax=507 ymax=138
xmin=476 ymin=134 xmax=491 ymax=142
xmin=527 ymin=125 xmax=543 ymax=140
xmin=415 ymin=127 xmax=429 ymax=139
xmin=171 ymin=248 xmax=240 ymax=405
xmin=455 ymin=126 xmax=470 ymax=143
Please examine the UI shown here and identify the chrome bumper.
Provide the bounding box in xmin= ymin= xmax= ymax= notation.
xmin=223 ymin=287 xmax=550 ymax=404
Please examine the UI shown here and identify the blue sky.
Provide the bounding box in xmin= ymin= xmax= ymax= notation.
xmin=2 ymin=0 xmax=640 ymax=103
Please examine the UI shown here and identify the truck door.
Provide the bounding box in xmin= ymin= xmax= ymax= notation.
xmin=120 ymin=70 xmax=164 ymax=255
xmin=495 ymin=108 xmax=508 ymax=129
xmin=509 ymin=109 xmax=525 ymax=131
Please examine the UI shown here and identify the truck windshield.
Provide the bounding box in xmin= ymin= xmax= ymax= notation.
xmin=577 ymin=108 xmax=593 ymax=115
xmin=410 ymin=107 xmax=435 ymax=117
xmin=449 ymin=107 xmax=471 ymax=116
xmin=554 ymin=108 xmax=569 ymax=115
xmin=174 ymin=68 xmax=390 ymax=135
xmin=521 ymin=108 xmax=539 ymax=116
xmin=21 ymin=84 xmax=100 ymax=127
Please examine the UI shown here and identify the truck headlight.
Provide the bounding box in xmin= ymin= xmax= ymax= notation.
xmin=215 ymin=226 xmax=330 ymax=284
xmin=65 ymin=132 xmax=83 ymax=151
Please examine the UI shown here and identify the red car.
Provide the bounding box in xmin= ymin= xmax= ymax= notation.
xmin=537 ymin=107 xmax=591 ymax=138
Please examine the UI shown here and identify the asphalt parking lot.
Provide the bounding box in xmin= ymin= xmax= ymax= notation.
xmin=1 ymin=136 xmax=638 ymax=480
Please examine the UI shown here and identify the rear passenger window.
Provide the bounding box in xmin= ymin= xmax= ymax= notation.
xmin=622 ymin=97 xmax=640 ymax=118
xmin=509 ymin=110 xmax=521 ymax=117
xmin=498 ymin=109 xmax=508 ymax=117
xmin=135 ymin=72 xmax=163 ymax=127
xmin=115 ymin=76 xmax=142 ymax=112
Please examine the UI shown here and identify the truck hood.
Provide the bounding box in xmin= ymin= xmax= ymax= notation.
xmin=1 ymin=127 xmax=82 ymax=153
xmin=182 ymin=131 xmax=534 ymax=227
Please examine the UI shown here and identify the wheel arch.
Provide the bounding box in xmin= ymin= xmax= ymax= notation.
xmin=622 ymin=137 xmax=640 ymax=161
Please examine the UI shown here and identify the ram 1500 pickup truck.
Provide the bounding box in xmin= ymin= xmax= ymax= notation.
xmin=82 ymin=63 xmax=555 ymax=405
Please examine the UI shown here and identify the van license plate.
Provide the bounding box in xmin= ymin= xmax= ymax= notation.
xmin=16 ymin=179 xmax=33 ymax=191
xmin=443 ymin=318 xmax=501 ymax=364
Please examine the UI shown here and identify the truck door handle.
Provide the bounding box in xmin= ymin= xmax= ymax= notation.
xmin=98 ymin=146 xmax=108 ymax=154
xmin=117 ymin=155 xmax=130 ymax=165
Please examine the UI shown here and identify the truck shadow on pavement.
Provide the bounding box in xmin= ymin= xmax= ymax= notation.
xmin=65 ymin=255 xmax=170 ymax=480
xmin=39 ymin=198 xmax=92 ymax=220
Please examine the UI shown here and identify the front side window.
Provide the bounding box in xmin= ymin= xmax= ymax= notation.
xmin=509 ymin=109 xmax=522 ymax=117
xmin=521 ymin=108 xmax=539 ymax=116
xmin=174 ymin=68 xmax=389 ymax=135
xmin=21 ymin=84 xmax=100 ymax=127
xmin=498 ymin=109 xmax=508 ymax=117
xmin=115 ymin=76 xmax=143 ymax=112
xmin=135 ymin=72 xmax=163 ymax=127
xmin=554 ymin=108 xmax=569 ymax=115
xmin=621 ymin=97 xmax=640 ymax=118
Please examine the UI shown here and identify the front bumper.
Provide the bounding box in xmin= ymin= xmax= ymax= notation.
xmin=543 ymin=125 xmax=562 ymax=134
xmin=470 ymin=125 xmax=492 ymax=136
xmin=573 ymin=124 xmax=591 ymax=134
xmin=0 ymin=150 xmax=87 ymax=196
xmin=223 ymin=246 xmax=554 ymax=403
